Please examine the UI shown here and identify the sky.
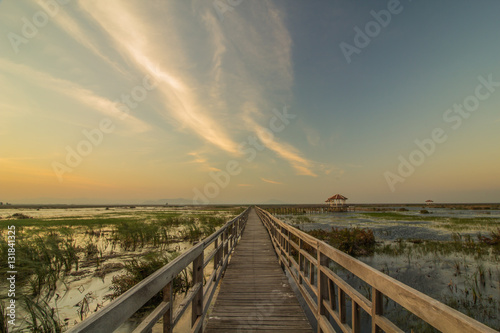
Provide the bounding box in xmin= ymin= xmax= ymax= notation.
xmin=0 ymin=0 xmax=499 ymax=205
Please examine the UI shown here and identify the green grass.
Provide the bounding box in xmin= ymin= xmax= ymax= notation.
xmin=105 ymin=251 xmax=191 ymax=311
xmin=0 ymin=207 xmax=243 ymax=330
xmin=292 ymin=216 xmax=314 ymax=224
xmin=306 ymin=227 xmax=376 ymax=256
xmin=359 ymin=212 xmax=500 ymax=229
xmin=376 ymin=237 xmax=493 ymax=258
xmin=0 ymin=231 xmax=80 ymax=298
xmin=0 ymin=217 xmax=141 ymax=228
xmin=21 ymin=297 xmax=64 ymax=332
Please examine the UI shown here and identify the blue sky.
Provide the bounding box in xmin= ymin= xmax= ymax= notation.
xmin=0 ymin=0 xmax=499 ymax=204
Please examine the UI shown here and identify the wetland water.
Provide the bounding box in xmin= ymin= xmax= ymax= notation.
xmin=1 ymin=205 xmax=498 ymax=332
xmin=0 ymin=206 xmax=241 ymax=332
xmin=279 ymin=206 xmax=500 ymax=332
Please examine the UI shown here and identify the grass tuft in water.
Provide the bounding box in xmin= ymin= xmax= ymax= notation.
xmin=306 ymin=227 xmax=376 ymax=256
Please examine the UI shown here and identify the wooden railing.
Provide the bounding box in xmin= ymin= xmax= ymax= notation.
xmin=68 ymin=207 xmax=250 ymax=333
xmin=255 ymin=207 xmax=497 ymax=333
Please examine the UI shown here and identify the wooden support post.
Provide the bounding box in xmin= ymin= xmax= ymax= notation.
xmin=372 ymin=288 xmax=383 ymax=333
xmin=352 ymin=302 xmax=360 ymax=333
xmin=233 ymin=222 xmax=236 ymax=239
xmin=309 ymin=261 xmax=314 ymax=286
xmin=163 ymin=281 xmax=173 ymax=333
xmin=298 ymin=239 xmax=303 ymax=284
xmin=287 ymin=230 xmax=291 ymax=267
xmin=230 ymin=224 xmax=235 ymax=250
xmin=338 ymin=289 xmax=346 ymax=324
xmin=191 ymin=252 xmax=204 ymax=331
xmin=328 ymin=279 xmax=336 ymax=311
xmin=213 ymin=238 xmax=219 ymax=281
xmin=223 ymin=229 xmax=228 ymax=258
xmin=317 ymin=250 xmax=329 ymax=333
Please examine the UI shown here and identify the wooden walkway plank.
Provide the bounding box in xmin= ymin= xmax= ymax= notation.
xmin=205 ymin=208 xmax=312 ymax=332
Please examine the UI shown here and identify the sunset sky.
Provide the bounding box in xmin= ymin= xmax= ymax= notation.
xmin=1 ymin=0 xmax=499 ymax=204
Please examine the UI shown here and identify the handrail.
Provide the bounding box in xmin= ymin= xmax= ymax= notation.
xmin=68 ymin=206 xmax=251 ymax=333
xmin=255 ymin=206 xmax=497 ymax=333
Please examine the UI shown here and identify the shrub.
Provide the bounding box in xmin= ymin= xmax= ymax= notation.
xmin=307 ymin=227 xmax=376 ymax=256
xmin=478 ymin=228 xmax=500 ymax=246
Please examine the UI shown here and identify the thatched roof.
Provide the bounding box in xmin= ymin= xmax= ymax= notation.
xmin=325 ymin=194 xmax=348 ymax=202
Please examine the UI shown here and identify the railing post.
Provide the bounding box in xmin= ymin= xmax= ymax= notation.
xmin=287 ymin=229 xmax=291 ymax=267
xmin=298 ymin=238 xmax=303 ymax=284
xmin=338 ymin=288 xmax=346 ymax=324
xmin=191 ymin=251 xmax=204 ymax=331
xmin=328 ymin=279 xmax=336 ymax=311
xmin=309 ymin=261 xmax=314 ymax=287
xmin=352 ymin=302 xmax=360 ymax=333
xmin=213 ymin=238 xmax=219 ymax=281
xmin=229 ymin=224 xmax=234 ymax=250
xmin=163 ymin=281 xmax=173 ymax=333
xmin=232 ymin=222 xmax=236 ymax=248
xmin=223 ymin=229 xmax=228 ymax=258
xmin=372 ymin=288 xmax=383 ymax=333
xmin=317 ymin=247 xmax=328 ymax=333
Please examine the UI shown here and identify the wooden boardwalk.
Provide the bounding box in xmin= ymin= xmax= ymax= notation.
xmin=205 ymin=208 xmax=312 ymax=332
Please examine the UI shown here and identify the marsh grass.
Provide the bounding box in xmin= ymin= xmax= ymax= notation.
xmin=360 ymin=212 xmax=500 ymax=224
xmin=0 ymin=231 xmax=80 ymax=299
xmin=292 ymin=216 xmax=314 ymax=224
xmin=105 ymin=251 xmax=192 ymax=311
xmin=306 ymin=227 xmax=375 ymax=256
xmin=109 ymin=215 xmax=227 ymax=250
xmin=376 ymin=231 xmax=500 ymax=259
xmin=21 ymin=296 xmax=64 ymax=333
xmin=0 ymin=301 xmax=7 ymax=333
xmin=0 ymin=207 xmax=238 ymax=329
xmin=111 ymin=220 xmax=161 ymax=251
xmin=199 ymin=215 xmax=226 ymax=238
xmin=478 ymin=228 xmax=500 ymax=248
xmin=369 ymin=233 xmax=500 ymax=330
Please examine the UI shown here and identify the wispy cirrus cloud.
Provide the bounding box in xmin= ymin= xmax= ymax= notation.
xmin=199 ymin=2 xmax=318 ymax=177
xmin=0 ymin=58 xmax=150 ymax=133
xmin=261 ymin=178 xmax=283 ymax=185
xmin=199 ymin=1 xmax=294 ymax=110
xmin=187 ymin=152 xmax=208 ymax=165
xmin=78 ymin=0 xmax=240 ymax=154
xmin=243 ymin=105 xmax=317 ymax=177
xmin=36 ymin=2 xmax=128 ymax=77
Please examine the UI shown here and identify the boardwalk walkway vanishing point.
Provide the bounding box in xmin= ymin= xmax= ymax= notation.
xmin=205 ymin=208 xmax=313 ymax=332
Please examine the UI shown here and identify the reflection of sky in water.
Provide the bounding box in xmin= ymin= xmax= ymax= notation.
xmin=393 ymin=207 xmax=500 ymax=218
xmin=281 ymin=208 xmax=500 ymax=241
